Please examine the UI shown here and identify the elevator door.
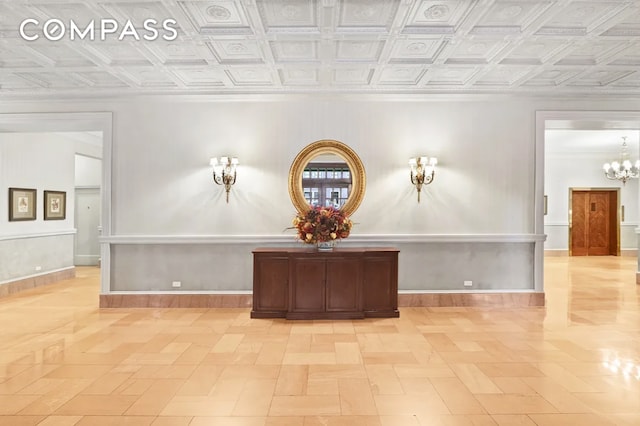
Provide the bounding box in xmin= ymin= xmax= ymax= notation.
xmin=570 ymin=190 xmax=618 ymax=256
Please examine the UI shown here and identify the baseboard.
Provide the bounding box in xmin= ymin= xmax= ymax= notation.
xmin=100 ymin=293 xmax=253 ymax=308
xmin=398 ymin=292 xmax=545 ymax=307
xmin=100 ymin=291 xmax=545 ymax=308
xmin=0 ymin=267 xmax=76 ymax=298
xmin=544 ymin=250 xmax=568 ymax=256
xmin=545 ymin=249 xmax=637 ymax=257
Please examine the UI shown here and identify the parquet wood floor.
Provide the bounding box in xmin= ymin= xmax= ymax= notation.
xmin=0 ymin=256 xmax=639 ymax=425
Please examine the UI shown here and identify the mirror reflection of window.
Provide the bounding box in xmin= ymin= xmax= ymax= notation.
xmin=302 ymin=159 xmax=352 ymax=208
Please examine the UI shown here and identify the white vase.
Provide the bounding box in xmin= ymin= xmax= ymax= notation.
xmin=316 ymin=240 xmax=335 ymax=251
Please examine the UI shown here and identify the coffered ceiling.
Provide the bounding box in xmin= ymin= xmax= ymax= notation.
xmin=1 ymin=0 xmax=640 ymax=97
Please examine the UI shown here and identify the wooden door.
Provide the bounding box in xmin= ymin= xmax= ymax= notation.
xmin=588 ymin=192 xmax=611 ymax=255
xmin=571 ymin=190 xmax=618 ymax=256
xmin=571 ymin=191 xmax=589 ymax=256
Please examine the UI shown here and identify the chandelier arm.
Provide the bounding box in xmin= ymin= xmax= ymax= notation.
xmin=423 ymin=171 xmax=435 ymax=185
xmin=410 ymin=170 xmax=418 ymax=185
xmin=213 ymin=171 xmax=223 ymax=185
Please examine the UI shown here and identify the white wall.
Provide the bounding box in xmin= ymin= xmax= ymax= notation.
xmin=75 ymin=154 xmax=102 ymax=187
xmin=0 ymin=132 xmax=76 ymax=282
xmin=103 ymin=97 xmax=538 ymax=291
xmin=108 ymin=98 xmax=534 ymax=235
xmin=0 ymin=132 xmax=75 ymax=234
xmin=1 ymin=96 xmax=640 ymax=293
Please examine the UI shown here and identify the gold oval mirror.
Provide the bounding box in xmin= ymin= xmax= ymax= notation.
xmin=288 ymin=139 xmax=365 ymax=217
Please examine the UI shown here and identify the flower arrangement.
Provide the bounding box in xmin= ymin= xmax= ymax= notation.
xmin=292 ymin=205 xmax=352 ymax=244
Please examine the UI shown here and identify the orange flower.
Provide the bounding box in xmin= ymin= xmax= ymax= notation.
xmin=290 ymin=205 xmax=353 ymax=244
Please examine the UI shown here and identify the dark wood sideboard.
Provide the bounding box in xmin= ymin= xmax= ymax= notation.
xmin=251 ymin=247 xmax=399 ymax=320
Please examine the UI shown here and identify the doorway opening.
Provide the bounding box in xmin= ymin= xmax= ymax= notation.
xmin=0 ymin=112 xmax=112 ymax=294
xmin=74 ymin=151 xmax=103 ymax=267
xmin=569 ymin=188 xmax=620 ymax=256
xmin=536 ymin=110 xmax=640 ymax=292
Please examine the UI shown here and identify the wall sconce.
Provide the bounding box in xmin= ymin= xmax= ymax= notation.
xmin=210 ymin=156 xmax=238 ymax=203
xmin=409 ymin=156 xmax=437 ymax=202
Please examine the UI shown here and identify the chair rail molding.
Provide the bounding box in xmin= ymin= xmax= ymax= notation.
xmin=0 ymin=229 xmax=77 ymax=241
xmin=101 ymin=233 xmax=546 ymax=245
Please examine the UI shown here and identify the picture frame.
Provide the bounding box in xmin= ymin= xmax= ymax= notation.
xmin=8 ymin=187 xmax=37 ymax=221
xmin=44 ymin=190 xmax=66 ymax=220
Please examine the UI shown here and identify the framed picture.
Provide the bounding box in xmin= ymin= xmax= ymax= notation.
xmin=44 ymin=190 xmax=66 ymax=220
xmin=8 ymin=187 xmax=37 ymax=221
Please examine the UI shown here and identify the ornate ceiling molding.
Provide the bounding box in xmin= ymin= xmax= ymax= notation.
xmin=0 ymin=0 xmax=639 ymax=97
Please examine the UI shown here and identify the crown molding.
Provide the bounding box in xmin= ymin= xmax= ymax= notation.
xmin=4 ymin=90 xmax=640 ymax=105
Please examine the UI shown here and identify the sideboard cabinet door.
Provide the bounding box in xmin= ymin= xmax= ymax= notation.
xmin=289 ymin=257 xmax=326 ymax=314
xmin=325 ymin=257 xmax=362 ymax=313
xmin=363 ymin=252 xmax=399 ymax=317
xmin=251 ymin=254 xmax=288 ymax=318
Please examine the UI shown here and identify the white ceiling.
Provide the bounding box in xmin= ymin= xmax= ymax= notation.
xmin=53 ymin=130 xmax=104 ymax=146
xmin=1 ymin=0 xmax=640 ymax=97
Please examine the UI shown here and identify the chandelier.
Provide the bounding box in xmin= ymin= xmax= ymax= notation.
xmin=603 ymin=137 xmax=640 ymax=185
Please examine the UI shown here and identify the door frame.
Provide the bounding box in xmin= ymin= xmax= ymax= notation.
xmin=74 ymin=186 xmax=101 ymax=266
xmin=568 ymin=187 xmax=621 ymax=256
